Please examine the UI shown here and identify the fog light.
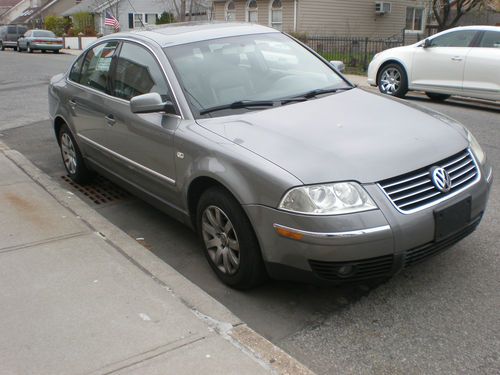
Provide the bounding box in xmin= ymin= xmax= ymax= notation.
xmin=337 ymin=264 xmax=355 ymax=277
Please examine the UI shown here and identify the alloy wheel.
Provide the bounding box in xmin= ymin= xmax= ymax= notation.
xmin=60 ymin=132 xmax=77 ymax=174
xmin=380 ymin=67 xmax=401 ymax=95
xmin=201 ymin=205 xmax=240 ymax=275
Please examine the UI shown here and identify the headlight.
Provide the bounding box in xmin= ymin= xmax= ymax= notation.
xmin=468 ymin=131 xmax=486 ymax=165
xmin=279 ymin=182 xmax=377 ymax=215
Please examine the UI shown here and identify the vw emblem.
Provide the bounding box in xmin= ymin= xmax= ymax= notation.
xmin=430 ymin=167 xmax=452 ymax=193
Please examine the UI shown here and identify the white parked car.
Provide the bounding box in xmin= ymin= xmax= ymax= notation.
xmin=367 ymin=26 xmax=500 ymax=102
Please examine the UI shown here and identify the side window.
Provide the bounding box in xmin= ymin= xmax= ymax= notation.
xmin=79 ymin=41 xmax=119 ymax=93
xmin=18 ymin=26 xmax=27 ymax=34
xmin=112 ymin=42 xmax=171 ymax=101
xmin=68 ymin=53 xmax=86 ymax=82
xmin=7 ymin=26 xmax=16 ymax=34
xmin=479 ymin=31 xmax=500 ymax=48
xmin=430 ymin=30 xmax=477 ymax=47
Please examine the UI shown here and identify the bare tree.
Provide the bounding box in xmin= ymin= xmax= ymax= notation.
xmin=162 ymin=0 xmax=205 ymax=22
xmin=431 ymin=0 xmax=491 ymax=31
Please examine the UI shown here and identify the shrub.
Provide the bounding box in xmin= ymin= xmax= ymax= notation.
xmin=156 ymin=11 xmax=175 ymax=25
xmin=44 ymin=16 xmax=70 ymax=36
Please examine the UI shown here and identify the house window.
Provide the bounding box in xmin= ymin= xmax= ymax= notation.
xmin=145 ymin=13 xmax=158 ymax=25
xmin=128 ymin=13 xmax=157 ymax=29
xmin=270 ymin=0 xmax=282 ymax=31
xmin=225 ymin=0 xmax=236 ymax=21
xmin=134 ymin=14 xmax=144 ymax=28
xmin=247 ymin=0 xmax=258 ymax=23
xmin=406 ymin=7 xmax=424 ymax=31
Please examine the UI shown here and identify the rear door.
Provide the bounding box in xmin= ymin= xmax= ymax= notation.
xmin=105 ymin=41 xmax=181 ymax=205
xmin=65 ymin=41 xmax=120 ymax=168
xmin=6 ymin=25 xmax=17 ymax=43
xmin=462 ymin=30 xmax=500 ymax=101
xmin=411 ymin=30 xmax=477 ymax=94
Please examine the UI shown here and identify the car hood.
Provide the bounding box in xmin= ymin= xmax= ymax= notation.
xmin=196 ymin=89 xmax=469 ymax=184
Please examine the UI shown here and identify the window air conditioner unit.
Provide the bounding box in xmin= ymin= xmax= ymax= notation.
xmin=375 ymin=2 xmax=391 ymax=15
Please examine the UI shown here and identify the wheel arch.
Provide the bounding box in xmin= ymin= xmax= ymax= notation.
xmin=376 ymin=59 xmax=409 ymax=86
xmin=54 ymin=115 xmax=69 ymax=145
xmin=186 ymin=175 xmax=244 ymax=229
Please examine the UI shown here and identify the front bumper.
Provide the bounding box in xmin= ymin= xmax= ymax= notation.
xmin=245 ymin=164 xmax=492 ymax=285
xmin=367 ymin=60 xmax=378 ymax=86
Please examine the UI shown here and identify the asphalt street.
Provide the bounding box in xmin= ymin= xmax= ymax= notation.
xmin=1 ymin=50 xmax=499 ymax=374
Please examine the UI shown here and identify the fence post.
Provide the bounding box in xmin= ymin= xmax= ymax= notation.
xmin=78 ymin=32 xmax=83 ymax=50
xmin=363 ymin=37 xmax=369 ymax=70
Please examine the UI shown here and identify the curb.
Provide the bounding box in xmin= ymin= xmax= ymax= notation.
xmin=0 ymin=139 xmax=315 ymax=375
xmin=61 ymin=48 xmax=82 ymax=56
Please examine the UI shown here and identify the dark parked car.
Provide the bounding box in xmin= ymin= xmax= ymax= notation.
xmin=17 ymin=29 xmax=63 ymax=53
xmin=49 ymin=23 xmax=492 ymax=289
xmin=0 ymin=24 xmax=27 ymax=51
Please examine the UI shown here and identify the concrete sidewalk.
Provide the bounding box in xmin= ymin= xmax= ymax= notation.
xmin=0 ymin=140 xmax=313 ymax=375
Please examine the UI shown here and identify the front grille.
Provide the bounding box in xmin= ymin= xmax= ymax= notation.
xmin=309 ymin=254 xmax=394 ymax=282
xmin=379 ymin=149 xmax=479 ymax=213
xmin=403 ymin=215 xmax=481 ymax=268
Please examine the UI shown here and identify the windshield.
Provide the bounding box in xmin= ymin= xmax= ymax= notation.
xmin=33 ymin=30 xmax=56 ymax=38
xmin=163 ymin=33 xmax=350 ymax=118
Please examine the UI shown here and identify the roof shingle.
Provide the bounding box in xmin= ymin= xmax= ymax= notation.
xmin=0 ymin=0 xmax=23 ymax=7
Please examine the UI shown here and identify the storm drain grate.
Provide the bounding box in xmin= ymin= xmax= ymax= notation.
xmin=61 ymin=175 xmax=131 ymax=205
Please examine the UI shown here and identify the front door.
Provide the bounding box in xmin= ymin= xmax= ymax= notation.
xmin=411 ymin=30 xmax=477 ymax=94
xmin=105 ymin=41 xmax=181 ymax=207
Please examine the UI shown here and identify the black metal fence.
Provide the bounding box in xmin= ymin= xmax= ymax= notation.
xmin=304 ymin=35 xmax=405 ymax=71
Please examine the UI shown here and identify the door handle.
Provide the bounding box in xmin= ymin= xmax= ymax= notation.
xmin=451 ymin=56 xmax=463 ymax=61
xmin=68 ymin=99 xmax=77 ymax=109
xmin=105 ymin=114 xmax=116 ymax=126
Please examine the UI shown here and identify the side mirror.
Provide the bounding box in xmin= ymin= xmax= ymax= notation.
xmin=330 ymin=60 xmax=345 ymax=73
xmin=130 ymin=92 xmax=175 ymax=114
xmin=423 ymin=38 xmax=432 ymax=48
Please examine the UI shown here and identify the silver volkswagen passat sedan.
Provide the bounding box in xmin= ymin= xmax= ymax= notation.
xmin=49 ymin=23 xmax=493 ymax=289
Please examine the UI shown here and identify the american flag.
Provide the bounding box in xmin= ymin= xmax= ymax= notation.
xmin=104 ymin=10 xmax=120 ymax=31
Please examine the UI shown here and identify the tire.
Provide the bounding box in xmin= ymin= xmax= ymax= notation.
xmin=13 ymin=46 xmax=17 ymax=51
xmin=53 ymin=49 xmax=59 ymax=54
xmin=27 ymin=44 xmax=33 ymax=53
xmin=378 ymin=63 xmax=408 ymax=98
xmin=425 ymin=92 xmax=450 ymax=101
xmin=41 ymin=49 xmax=46 ymax=53
xmin=0 ymin=42 xmax=4 ymax=51
xmin=197 ymin=187 xmax=267 ymax=289
xmin=58 ymin=124 xmax=93 ymax=184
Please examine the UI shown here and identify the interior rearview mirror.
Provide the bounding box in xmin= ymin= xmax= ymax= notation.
xmin=130 ymin=92 xmax=175 ymax=114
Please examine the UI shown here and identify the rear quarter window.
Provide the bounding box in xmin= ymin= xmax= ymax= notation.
xmin=479 ymin=31 xmax=500 ymax=48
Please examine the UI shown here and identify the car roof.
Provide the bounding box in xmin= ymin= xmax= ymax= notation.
xmin=102 ymin=22 xmax=280 ymax=48
xmin=443 ymin=25 xmax=499 ymax=32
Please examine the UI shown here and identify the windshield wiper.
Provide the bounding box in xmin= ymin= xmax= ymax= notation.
xmin=301 ymin=86 xmax=353 ymax=99
xmin=199 ymin=100 xmax=277 ymax=115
